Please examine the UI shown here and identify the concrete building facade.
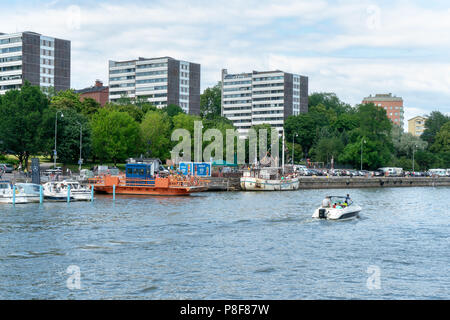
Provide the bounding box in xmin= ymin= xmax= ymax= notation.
xmin=108 ymin=57 xmax=200 ymax=115
xmin=221 ymin=69 xmax=308 ymax=135
xmin=0 ymin=31 xmax=70 ymax=94
xmin=362 ymin=93 xmax=404 ymax=127
xmin=408 ymin=116 xmax=427 ymax=137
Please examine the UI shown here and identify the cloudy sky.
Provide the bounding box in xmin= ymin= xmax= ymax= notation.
xmin=2 ymin=0 xmax=450 ymax=127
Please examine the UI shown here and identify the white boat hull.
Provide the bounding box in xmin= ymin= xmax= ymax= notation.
xmin=312 ymin=205 xmax=362 ymax=220
xmin=0 ymin=196 xmax=41 ymax=204
xmin=240 ymin=177 xmax=300 ymax=191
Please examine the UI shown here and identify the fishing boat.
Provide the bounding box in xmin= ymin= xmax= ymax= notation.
xmin=0 ymin=182 xmax=41 ymax=204
xmin=90 ymin=162 xmax=207 ymax=196
xmin=240 ymin=129 xmax=299 ymax=191
xmin=240 ymin=168 xmax=300 ymax=191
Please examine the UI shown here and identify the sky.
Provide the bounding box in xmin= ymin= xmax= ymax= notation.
xmin=2 ymin=0 xmax=450 ymax=129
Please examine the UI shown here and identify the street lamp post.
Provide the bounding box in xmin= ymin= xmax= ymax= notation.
xmin=292 ymin=133 xmax=298 ymax=165
xmin=76 ymin=121 xmax=83 ymax=172
xmin=54 ymin=111 xmax=64 ymax=169
xmin=412 ymin=145 xmax=417 ymax=173
xmin=360 ymin=138 xmax=366 ymax=171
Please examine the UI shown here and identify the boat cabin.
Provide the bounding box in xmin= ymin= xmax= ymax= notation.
xmin=126 ymin=163 xmax=155 ymax=180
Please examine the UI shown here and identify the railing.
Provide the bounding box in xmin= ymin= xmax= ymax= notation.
xmin=88 ymin=175 xmax=208 ymax=188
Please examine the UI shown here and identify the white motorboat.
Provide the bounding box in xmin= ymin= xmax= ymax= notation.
xmin=0 ymin=182 xmax=41 ymax=204
xmin=240 ymin=168 xmax=300 ymax=191
xmin=312 ymin=196 xmax=361 ymax=220
xmin=60 ymin=180 xmax=91 ymax=201
xmin=43 ymin=182 xmax=73 ymax=202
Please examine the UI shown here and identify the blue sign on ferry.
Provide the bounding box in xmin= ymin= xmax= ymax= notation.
xmin=179 ymin=162 xmax=211 ymax=177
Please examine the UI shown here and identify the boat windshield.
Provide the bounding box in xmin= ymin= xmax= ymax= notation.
xmin=0 ymin=182 xmax=11 ymax=190
xmin=17 ymin=184 xmax=41 ymax=195
xmin=328 ymin=196 xmax=353 ymax=206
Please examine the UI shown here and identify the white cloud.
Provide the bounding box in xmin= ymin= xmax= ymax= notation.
xmin=1 ymin=0 xmax=449 ymax=121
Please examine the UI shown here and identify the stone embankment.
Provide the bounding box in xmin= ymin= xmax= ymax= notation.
xmin=203 ymin=176 xmax=450 ymax=191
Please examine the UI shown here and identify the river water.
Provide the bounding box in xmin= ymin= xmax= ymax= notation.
xmin=0 ymin=187 xmax=449 ymax=299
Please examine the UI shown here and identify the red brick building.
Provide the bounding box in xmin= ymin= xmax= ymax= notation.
xmin=75 ymin=80 xmax=109 ymax=106
xmin=362 ymin=93 xmax=404 ymax=127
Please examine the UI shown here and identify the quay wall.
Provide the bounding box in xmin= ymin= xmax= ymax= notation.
xmin=204 ymin=176 xmax=450 ymax=191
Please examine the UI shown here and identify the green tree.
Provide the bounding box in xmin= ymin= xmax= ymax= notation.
xmin=312 ymin=137 xmax=344 ymax=164
xmin=163 ymin=104 xmax=184 ymax=117
xmin=421 ymin=111 xmax=450 ymax=145
xmin=430 ymin=122 xmax=450 ymax=153
xmin=80 ymin=97 xmax=101 ymax=118
xmin=391 ymin=126 xmax=427 ymax=158
xmin=0 ymin=82 xmax=51 ymax=169
xmin=284 ymin=113 xmax=320 ymax=157
xmin=140 ymin=111 xmax=172 ymax=160
xmin=308 ymin=92 xmax=352 ymax=115
xmin=91 ymin=109 xmax=141 ymax=165
xmin=41 ymin=108 xmax=91 ymax=164
xmin=105 ymin=103 xmax=145 ymax=123
xmin=50 ymin=89 xmax=84 ymax=113
xmin=200 ymin=82 xmax=222 ymax=118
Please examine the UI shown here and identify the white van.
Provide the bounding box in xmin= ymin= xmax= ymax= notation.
xmin=428 ymin=169 xmax=447 ymax=177
xmin=378 ymin=167 xmax=403 ymax=177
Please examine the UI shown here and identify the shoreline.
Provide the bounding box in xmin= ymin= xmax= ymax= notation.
xmin=204 ymin=176 xmax=450 ymax=191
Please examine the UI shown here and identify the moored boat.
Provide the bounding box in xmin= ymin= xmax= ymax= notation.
xmin=0 ymin=182 xmax=41 ymax=204
xmin=43 ymin=182 xmax=74 ymax=202
xmin=60 ymin=180 xmax=91 ymax=201
xmin=90 ymin=163 xmax=206 ymax=196
xmin=240 ymin=168 xmax=300 ymax=191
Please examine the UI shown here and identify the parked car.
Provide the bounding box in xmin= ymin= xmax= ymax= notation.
xmin=373 ymin=170 xmax=384 ymax=177
xmin=0 ymin=163 xmax=14 ymax=173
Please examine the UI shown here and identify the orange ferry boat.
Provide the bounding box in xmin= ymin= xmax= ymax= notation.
xmin=90 ymin=163 xmax=207 ymax=196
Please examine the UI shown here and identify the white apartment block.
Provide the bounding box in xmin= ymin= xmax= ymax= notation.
xmin=221 ymin=69 xmax=308 ymax=135
xmin=0 ymin=31 xmax=70 ymax=95
xmin=108 ymin=57 xmax=200 ymax=114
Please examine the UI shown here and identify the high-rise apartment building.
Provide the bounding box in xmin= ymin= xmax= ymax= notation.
xmin=221 ymin=69 xmax=308 ymax=135
xmin=362 ymin=93 xmax=404 ymax=127
xmin=0 ymin=31 xmax=70 ymax=94
xmin=408 ymin=116 xmax=427 ymax=137
xmin=108 ymin=57 xmax=200 ymax=115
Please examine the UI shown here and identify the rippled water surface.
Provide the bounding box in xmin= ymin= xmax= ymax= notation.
xmin=0 ymin=187 xmax=449 ymax=299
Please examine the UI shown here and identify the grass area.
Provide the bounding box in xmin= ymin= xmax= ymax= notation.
xmin=1 ymin=154 xmax=126 ymax=173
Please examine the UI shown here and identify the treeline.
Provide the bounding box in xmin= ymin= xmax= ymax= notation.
xmin=0 ymin=82 xmax=233 ymax=169
xmin=284 ymin=93 xmax=449 ymax=170
xmin=0 ymin=82 xmax=448 ymax=171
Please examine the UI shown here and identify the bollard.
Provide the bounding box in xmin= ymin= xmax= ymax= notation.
xmin=12 ymin=185 xmax=16 ymax=206
xmin=67 ymin=185 xmax=71 ymax=203
xmin=113 ymin=184 xmax=116 ymax=201
xmin=91 ymin=184 xmax=94 ymax=202
xmin=40 ymin=185 xmax=43 ymax=204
